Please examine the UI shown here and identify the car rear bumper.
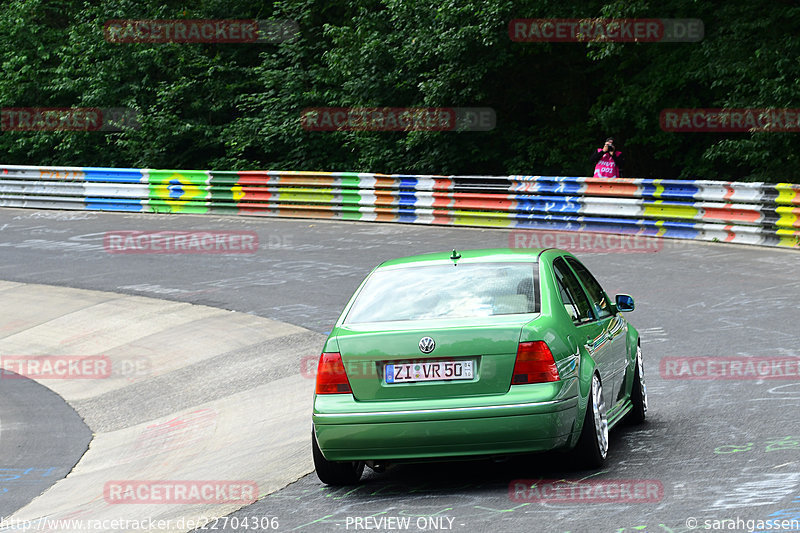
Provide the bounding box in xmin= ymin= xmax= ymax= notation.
xmin=314 ymin=391 xmax=580 ymax=461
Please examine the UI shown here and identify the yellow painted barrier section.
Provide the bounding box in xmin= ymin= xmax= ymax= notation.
xmin=652 ymin=180 xmax=665 ymax=199
xmin=775 ymin=206 xmax=800 ymax=228
xmin=278 ymin=188 xmax=335 ymax=203
xmin=643 ymin=202 xmax=699 ymax=220
xmin=452 ymin=210 xmax=514 ymax=227
xmin=776 ymin=183 xmax=800 ymax=205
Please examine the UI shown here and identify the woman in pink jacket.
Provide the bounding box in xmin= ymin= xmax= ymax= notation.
xmin=590 ymin=137 xmax=624 ymax=178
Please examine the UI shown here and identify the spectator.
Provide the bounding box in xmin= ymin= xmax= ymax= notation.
xmin=590 ymin=137 xmax=624 ymax=178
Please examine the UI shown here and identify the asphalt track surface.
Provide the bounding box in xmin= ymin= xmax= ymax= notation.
xmin=0 ymin=371 xmax=91 ymax=518
xmin=0 ymin=207 xmax=798 ymax=533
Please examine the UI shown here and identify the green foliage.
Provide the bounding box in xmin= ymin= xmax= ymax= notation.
xmin=0 ymin=0 xmax=797 ymax=181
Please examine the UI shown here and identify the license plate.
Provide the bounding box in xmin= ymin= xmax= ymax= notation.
xmin=385 ymin=360 xmax=473 ymax=383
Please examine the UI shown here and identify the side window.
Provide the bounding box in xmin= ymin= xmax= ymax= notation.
xmin=566 ymin=257 xmax=612 ymax=319
xmin=553 ymin=258 xmax=594 ymax=323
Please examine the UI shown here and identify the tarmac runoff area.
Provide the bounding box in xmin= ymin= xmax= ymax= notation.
xmin=0 ymin=280 xmax=323 ymax=531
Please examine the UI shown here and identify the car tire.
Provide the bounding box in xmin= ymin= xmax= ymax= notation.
xmin=312 ymin=429 xmax=365 ymax=485
xmin=628 ymin=344 xmax=647 ymax=424
xmin=574 ymin=373 xmax=608 ymax=469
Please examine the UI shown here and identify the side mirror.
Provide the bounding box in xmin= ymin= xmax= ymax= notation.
xmin=615 ymin=294 xmax=635 ymax=312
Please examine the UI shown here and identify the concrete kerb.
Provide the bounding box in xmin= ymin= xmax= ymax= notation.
xmin=0 ymin=280 xmax=321 ymax=531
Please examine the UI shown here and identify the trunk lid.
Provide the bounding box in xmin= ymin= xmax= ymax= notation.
xmin=334 ymin=315 xmax=535 ymax=401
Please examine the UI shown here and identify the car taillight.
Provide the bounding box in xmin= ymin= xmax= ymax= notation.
xmin=315 ymin=352 xmax=353 ymax=394
xmin=511 ymin=341 xmax=560 ymax=385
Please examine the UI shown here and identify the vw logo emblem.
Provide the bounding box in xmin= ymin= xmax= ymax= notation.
xmin=418 ymin=337 xmax=435 ymax=354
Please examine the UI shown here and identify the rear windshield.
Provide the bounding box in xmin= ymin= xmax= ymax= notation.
xmin=344 ymin=262 xmax=537 ymax=324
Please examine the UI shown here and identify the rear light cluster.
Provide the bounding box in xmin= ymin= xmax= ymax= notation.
xmin=315 ymin=352 xmax=353 ymax=394
xmin=512 ymin=341 xmax=560 ymax=385
xmin=316 ymin=343 xmax=558 ymax=392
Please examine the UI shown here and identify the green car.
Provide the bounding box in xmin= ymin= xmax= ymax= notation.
xmin=312 ymin=248 xmax=647 ymax=485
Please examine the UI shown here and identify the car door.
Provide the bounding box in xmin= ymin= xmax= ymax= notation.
xmin=551 ymin=257 xmax=615 ymax=402
xmin=565 ymin=257 xmax=629 ymax=406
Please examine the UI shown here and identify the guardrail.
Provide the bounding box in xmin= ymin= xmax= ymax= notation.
xmin=1 ymin=164 xmax=798 ymax=248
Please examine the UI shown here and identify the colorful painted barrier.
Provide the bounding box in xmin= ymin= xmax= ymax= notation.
xmin=1 ymin=165 xmax=798 ymax=248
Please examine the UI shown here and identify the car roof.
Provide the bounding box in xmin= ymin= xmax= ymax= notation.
xmin=376 ymin=247 xmax=554 ymax=269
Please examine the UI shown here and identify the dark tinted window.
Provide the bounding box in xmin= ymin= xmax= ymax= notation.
xmin=553 ymin=258 xmax=594 ymax=323
xmin=566 ymin=257 xmax=612 ymax=319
